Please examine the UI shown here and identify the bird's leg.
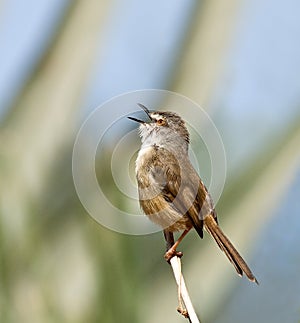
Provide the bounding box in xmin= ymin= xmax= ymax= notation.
xmin=164 ymin=229 xmax=191 ymax=262
xmin=164 ymin=230 xmax=175 ymax=250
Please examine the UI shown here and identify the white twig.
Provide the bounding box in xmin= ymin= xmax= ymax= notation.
xmin=170 ymin=256 xmax=201 ymax=323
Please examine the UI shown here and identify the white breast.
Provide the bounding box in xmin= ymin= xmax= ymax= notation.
xmin=135 ymin=145 xmax=154 ymax=173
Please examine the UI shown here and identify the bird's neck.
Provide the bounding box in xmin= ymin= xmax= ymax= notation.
xmin=141 ymin=132 xmax=189 ymax=156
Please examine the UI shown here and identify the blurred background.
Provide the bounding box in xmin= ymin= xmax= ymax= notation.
xmin=1 ymin=1 xmax=300 ymax=322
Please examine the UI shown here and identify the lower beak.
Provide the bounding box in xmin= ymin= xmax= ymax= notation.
xmin=127 ymin=116 xmax=145 ymax=124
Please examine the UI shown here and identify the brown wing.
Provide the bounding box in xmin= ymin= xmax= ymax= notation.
xmin=137 ymin=146 xmax=216 ymax=236
xmin=150 ymin=147 xmax=215 ymax=238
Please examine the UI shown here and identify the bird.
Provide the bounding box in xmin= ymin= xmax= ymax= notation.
xmin=128 ymin=103 xmax=258 ymax=284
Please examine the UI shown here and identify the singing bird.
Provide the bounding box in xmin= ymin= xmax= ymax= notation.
xmin=128 ymin=104 xmax=258 ymax=284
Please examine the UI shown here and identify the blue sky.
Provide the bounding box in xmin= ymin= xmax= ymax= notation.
xmin=212 ymin=0 xmax=300 ymax=169
xmin=1 ymin=0 xmax=300 ymax=127
xmin=1 ymin=0 xmax=299 ymax=184
xmin=82 ymin=0 xmax=197 ymax=115
xmin=224 ymin=0 xmax=300 ymax=115
xmin=0 ymin=0 xmax=70 ymax=117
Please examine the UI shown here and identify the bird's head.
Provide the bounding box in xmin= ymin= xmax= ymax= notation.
xmin=128 ymin=104 xmax=189 ymax=151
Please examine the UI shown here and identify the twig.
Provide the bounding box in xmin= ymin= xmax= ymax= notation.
xmin=169 ymin=256 xmax=201 ymax=323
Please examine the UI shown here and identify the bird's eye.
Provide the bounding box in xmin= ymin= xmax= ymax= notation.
xmin=157 ymin=119 xmax=165 ymax=125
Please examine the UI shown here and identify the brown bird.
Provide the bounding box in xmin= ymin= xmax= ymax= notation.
xmin=128 ymin=104 xmax=258 ymax=284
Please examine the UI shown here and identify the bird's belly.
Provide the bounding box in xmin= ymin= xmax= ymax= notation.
xmin=142 ymin=201 xmax=192 ymax=232
xmin=136 ymin=144 xmax=193 ymax=232
xmin=164 ymin=215 xmax=193 ymax=232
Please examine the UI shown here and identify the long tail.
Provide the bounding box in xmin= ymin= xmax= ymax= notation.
xmin=204 ymin=215 xmax=258 ymax=284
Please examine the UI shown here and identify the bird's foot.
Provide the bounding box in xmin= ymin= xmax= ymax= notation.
xmin=177 ymin=307 xmax=189 ymax=319
xmin=164 ymin=247 xmax=183 ymax=263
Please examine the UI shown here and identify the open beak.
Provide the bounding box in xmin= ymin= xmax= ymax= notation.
xmin=127 ymin=103 xmax=152 ymax=124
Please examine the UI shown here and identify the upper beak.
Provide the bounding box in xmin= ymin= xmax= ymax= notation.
xmin=137 ymin=103 xmax=152 ymax=121
xmin=127 ymin=103 xmax=152 ymax=124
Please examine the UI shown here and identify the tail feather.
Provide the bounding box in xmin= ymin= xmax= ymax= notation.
xmin=204 ymin=215 xmax=258 ymax=284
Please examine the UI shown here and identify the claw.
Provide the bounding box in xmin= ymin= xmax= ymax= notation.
xmin=177 ymin=307 xmax=189 ymax=319
xmin=164 ymin=248 xmax=183 ymax=262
